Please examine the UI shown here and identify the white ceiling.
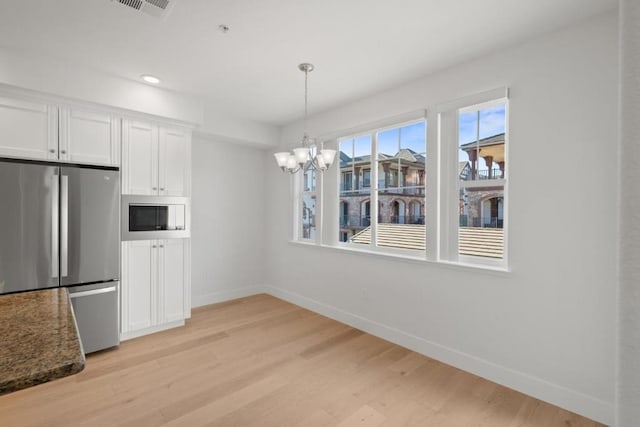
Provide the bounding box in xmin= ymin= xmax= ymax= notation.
xmin=0 ymin=0 xmax=617 ymax=126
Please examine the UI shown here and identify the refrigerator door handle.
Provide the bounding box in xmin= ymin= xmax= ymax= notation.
xmin=61 ymin=175 xmax=69 ymax=278
xmin=51 ymin=173 xmax=59 ymax=279
xmin=69 ymin=285 xmax=117 ymax=299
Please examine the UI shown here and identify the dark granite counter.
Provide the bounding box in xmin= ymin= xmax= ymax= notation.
xmin=0 ymin=288 xmax=85 ymax=395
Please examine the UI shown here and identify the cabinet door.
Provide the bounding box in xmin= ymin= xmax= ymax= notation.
xmin=60 ymin=108 xmax=120 ymax=165
xmin=158 ymin=239 xmax=185 ymax=324
xmin=158 ymin=126 xmax=190 ymax=196
xmin=121 ymin=240 xmax=158 ymax=333
xmin=0 ymin=95 xmax=57 ymax=160
xmin=122 ymin=120 xmax=159 ymax=195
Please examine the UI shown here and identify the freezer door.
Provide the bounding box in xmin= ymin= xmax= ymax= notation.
xmin=61 ymin=166 xmax=120 ymax=286
xmin=0 ymin=160 xmax=58 ymax=293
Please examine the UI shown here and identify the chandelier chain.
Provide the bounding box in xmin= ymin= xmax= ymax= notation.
xmin=304 ymin=67 xmax=309 ymax=137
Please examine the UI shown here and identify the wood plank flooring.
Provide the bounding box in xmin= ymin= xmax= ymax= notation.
xmin=0 ymin=294 xmax=601 ymax=426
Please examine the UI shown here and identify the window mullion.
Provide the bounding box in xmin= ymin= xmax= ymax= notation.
xmin=316 ymin=168 xmax=323 ymax=245
xmin=292 ymin=172 xmax=301 ymax=240
xmin=371 ymin=132 xmax=378 ymax=248
xmin=425 ymin=111 xmax=438 ymax=261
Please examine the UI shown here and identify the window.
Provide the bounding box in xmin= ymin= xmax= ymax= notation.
xmin=338 ymin=121 xmax=426 ymax=253
xmin=341 ymin=171 xmax=353 ymax=191
xmin=456 ymin=100 xmax=507 ymax=261
xmin=292 ymin=88 xmax=508 ymax=269
xmin=338 ymin=135 xmax=372 ymax=243
xmin=437 ymin=87 xmax=509 ymax=267
xmin=362 ymin=169 xmax=371 ymax=188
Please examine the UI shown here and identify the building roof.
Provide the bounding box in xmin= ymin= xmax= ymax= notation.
xmin=459 ymin=133 xmax=505 ymax=150
xmin=350 ymin=224 xmax=503 ymax=258
xmin=340 ymin=148 xmax=425 ymax=169
xmin=459 ymin=133 xmax=505 ymax=164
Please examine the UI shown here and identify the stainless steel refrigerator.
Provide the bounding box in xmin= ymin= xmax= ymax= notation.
xmin=0 ymin=158 xmax=120 ymax=353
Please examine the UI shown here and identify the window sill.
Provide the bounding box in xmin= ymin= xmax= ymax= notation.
xmin=288 ymin=240 xmax=511 ymax=275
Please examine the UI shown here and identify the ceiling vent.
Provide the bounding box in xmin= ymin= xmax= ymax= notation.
xmin=112 ymin=0 xmax=176 ymax=19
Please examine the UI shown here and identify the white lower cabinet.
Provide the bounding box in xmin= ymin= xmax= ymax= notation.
xmin=121 ymin=239 xmax=190 ymax=339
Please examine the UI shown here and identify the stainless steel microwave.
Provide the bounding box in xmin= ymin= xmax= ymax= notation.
xmin=121 ymin=195 xmax=190 ymax=240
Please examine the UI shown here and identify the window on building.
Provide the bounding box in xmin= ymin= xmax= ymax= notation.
xmin=341 ymin=171 xmax=353 ymax=191
xmin=362 ymin=169 xmax=371 ymax=188
xmin=338 ymin=120 xmax=426 ymax=253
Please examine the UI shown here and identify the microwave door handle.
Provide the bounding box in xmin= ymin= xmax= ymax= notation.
xmin=60 ymin=175 xmax=69 ymax=278
xmin=51 ymin=173 xmax=59 ymax=279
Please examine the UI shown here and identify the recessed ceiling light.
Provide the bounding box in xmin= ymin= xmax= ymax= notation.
xmin=141 ymin=74 xmax=161 ymax=84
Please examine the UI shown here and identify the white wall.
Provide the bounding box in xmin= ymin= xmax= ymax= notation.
xmin=267 ymin=12 xmax=618 ymax=425
xmin=191 ymin=136 xmax=267 ymax=306
xmin=617 ymin=1 xmax=640 ymax=425
xmin=0 ymin=46 xmax=280 ymax=147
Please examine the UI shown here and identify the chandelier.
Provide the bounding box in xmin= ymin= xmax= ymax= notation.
xmin=274 ymin=63 xmax=336 ymax=174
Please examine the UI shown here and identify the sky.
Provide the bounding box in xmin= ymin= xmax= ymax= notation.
xmin=339 ymin=103 xmax=505 ymax=163
xmin=458 ymin=104 xmax=506 ymax=166
xmin=458 ymin=104 xmax=506 ymax=145
xmin=340 ymin=122 xmax=426 ymax=158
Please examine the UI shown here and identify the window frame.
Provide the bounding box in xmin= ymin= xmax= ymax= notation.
xmin=335 ymin=118 xmax=428 ymax=258
xmin=437 ymin=88 xmax=509 ymax=269
xmin=290 ymin=88 xmax=509 ymax=271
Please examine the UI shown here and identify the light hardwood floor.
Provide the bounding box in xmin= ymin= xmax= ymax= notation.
xmin=0 ymin=294 xmax=602 ymax=426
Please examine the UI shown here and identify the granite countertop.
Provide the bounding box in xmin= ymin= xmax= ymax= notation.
xmin=0 ymin=288 xmax=85 ymax=395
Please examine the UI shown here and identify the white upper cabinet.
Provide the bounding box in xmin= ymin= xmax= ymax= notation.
xmin=122 ymin=119 xmax=190 ymax=196
xmin=122 ymin=120 xmax=159 ymax=195
xmin=159 ymin=127 xmax=190 ymax=196
xmin=60 ymin=108 xmax=120 ymax=166
xmin=0 ymin=93 xmax=120 ymax=166
xmin=0 ymin=95 xmax=57 ymax=160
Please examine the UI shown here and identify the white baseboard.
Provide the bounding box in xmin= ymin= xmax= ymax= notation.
xmin=191 ymin=285 xmax=266 ymax=308
xmin=263 ymin=285 xmax=613 ymax=426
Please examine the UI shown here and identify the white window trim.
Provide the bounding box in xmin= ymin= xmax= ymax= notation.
xmin=438 ymin=88 xmax=509 ymax=269
xmin=333 ymin=117 xmax=428 ymax=257
xmin=291 ymin=88 xmax=510 ymax=271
